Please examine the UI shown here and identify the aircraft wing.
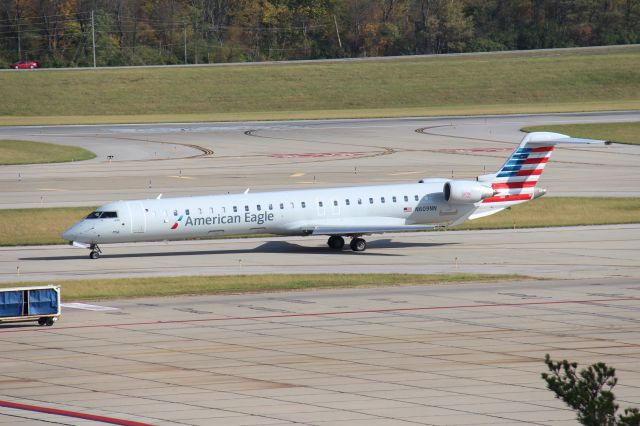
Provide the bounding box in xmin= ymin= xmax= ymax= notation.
xmin=289 ymin=217 xmax=437 ymax=235
xmin=305 ymin=224 xmax=437 ymax=235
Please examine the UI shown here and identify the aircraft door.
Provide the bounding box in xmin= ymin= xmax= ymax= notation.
xmin=127 ymin=202 xmax=147 ymax=233
xmin=331 ymin=200 xmax=340 ymax=216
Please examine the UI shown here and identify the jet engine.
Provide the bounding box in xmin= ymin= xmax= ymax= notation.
xmin=443 ymin=180 xmax=496 ymax=204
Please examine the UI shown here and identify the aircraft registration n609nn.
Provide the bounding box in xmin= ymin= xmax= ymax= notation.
xmin=63 ymin=132 xmax=609 ymax=259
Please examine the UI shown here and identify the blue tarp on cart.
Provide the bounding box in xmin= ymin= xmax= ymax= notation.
xmin=28 ymin=289 xmax=58 ymax=315
xmin=0 ymin=291 xmax=23 ymax=317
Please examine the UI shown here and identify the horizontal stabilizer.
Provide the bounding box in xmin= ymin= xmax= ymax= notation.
xmin=521 ymin=132 xmax=610 ymax=146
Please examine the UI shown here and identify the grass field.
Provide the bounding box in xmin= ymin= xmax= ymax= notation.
xmin=0 ymin=207 xmax=94 ymax=245
xmin=522 ymin=122 xmax=640 ymax=145
xmin=0 ymin=273 xmax=529 ymax=301
xmin=0 ymin=140 xmax=95 ymax=165
xmin=451 ymin=197 xmax=640 ymax=230
xmin=1 ymin=197 xmax=638 ymax=246
xmin=1 ymin=47 xmax=639 ymax=125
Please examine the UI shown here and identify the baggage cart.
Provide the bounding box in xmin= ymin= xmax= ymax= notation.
xmin=0 ymin=285 xmax=61 ymax=326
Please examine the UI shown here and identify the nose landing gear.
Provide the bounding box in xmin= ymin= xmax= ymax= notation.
xmin=89 ymin=244 xmax=102 ymax=259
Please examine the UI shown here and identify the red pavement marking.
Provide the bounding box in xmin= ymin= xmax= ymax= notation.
xmin=270 ymin=151 xmax=368 ymax=158
xmin=1 ymin=297 xmax=638 ymax=334
xmin=0 ymin=400 xmax=153 ymax=426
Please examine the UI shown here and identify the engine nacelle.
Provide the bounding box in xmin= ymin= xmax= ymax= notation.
xmin=443 ymin=180 xmax=496 ymax=204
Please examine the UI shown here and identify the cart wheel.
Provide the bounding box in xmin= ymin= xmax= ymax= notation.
xmin=45 ymin=318 xmax=55 ymax=326
xmin=38 ymin=318 xmax=47 ymax=326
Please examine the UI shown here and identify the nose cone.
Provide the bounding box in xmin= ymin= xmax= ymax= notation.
xmin=62 ymin=221 xmax=90 ymax=242
xmin=62 ymin=224 xmax=78 ymax=241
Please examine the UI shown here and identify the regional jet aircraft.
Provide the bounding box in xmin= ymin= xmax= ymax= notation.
xmin=63 ymin=132 xmax=608 ymax=258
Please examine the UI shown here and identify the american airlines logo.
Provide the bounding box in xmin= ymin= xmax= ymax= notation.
xmin=170 ymin=215 xmax=184 ymax=230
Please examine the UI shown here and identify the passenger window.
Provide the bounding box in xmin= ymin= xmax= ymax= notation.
xmin=210 ymin=207 xmax=214 ymax=213
xmin=319 ymin=201 xmax=323 ymax=207
xmin=404 ymin=195 xmax=408 ymax=202
xmin=185 ymin=209 xmax=190 ymax=215
xmin=333 ymin=200 xmax=338 ymax=206
xmin=245 ymin=205 xmax=249 ymax=212
xmin=173 ymin=210 xmax=178 ymax=216
xmin=222 ymin=206 xmax=226 ymax=213
xmin=290 ymin=202 xmax=295 ymax=208
xmin=369 ymin=198 xmax=374 ymax=204
xmin=301 ymin=202 xmax=306 ymax=208
xmin=198 ymin=208 xmax=202 ymax=214
xmin=345 ymin=199 xmax=350 ymax=206
xmin=280 ymin=203 xmax=284 ymax=209
xmin=257 ymin=204 xmax=261 ymax=211
xmin=269 ymin=204 xmax=273 ymax=210
xmin=358 ymin=198 xmax=362 ymax=205
xmin=233 ymin=206 xmax=238 ymax=213
xmin=392 ymin=196 xmax=397 ymax=203
xmin=381 ymin=197 xmax=385 ymax=203
xmin=415 ymin=195 xmax=419 ymax=201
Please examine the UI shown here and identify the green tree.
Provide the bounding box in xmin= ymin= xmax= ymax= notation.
xmin=542 ymin=354 xmax=640 ymax=426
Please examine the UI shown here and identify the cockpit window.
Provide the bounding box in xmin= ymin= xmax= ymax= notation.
xmin=85 ymin=211 xmax=118 ymax=219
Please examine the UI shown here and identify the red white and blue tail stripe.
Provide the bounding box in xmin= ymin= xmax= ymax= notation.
xmin=471 ymin=132 xmax=608 ymax=216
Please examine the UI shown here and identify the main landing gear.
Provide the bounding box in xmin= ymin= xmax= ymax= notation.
xmin=327 ymin=235 xmax=345 ymax=250
xmin=349 ymin=237 xmax=367 ymax=252
xmin=326 ymin=236 xmax=367 ymax=252
xmin=89 ymin=244 xmax=102 ymax=259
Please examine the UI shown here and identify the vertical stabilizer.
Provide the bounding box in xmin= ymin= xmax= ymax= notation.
xmin=470 ymin=132 xmax=608 ymax=217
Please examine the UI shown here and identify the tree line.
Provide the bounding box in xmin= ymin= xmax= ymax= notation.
xmin=1 ymin=0 xmax=639 ymax=68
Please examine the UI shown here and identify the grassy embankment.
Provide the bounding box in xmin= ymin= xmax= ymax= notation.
xmin=0 ymin=273 xmax=529 ymax=301
xmin=0 ymin=140 xmax=95 ymax=165
xmin=1 ymin=197 xmax=638 ymax=246
xmin=523 ymin=122 xmax=640 ymax=145
xmin=1 ymin=46 xmax=639 ymax=125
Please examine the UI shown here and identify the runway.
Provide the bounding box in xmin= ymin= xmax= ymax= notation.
xmin=1 ymin=279 xmax=639 ymax=425
xmin=0 ymin=111 xmax=639 ymax=209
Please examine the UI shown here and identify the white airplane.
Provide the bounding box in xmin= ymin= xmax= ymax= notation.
xmin=63 ymin=132 xmax=608 ymax=259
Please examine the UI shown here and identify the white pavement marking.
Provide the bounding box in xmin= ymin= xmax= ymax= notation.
xmin=61 ymin=303 xmax=119 ymax=311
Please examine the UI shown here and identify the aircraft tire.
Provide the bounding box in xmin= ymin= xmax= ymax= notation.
xmin=350 ymin=238 xmax=366 ymax=252
xmin=327 ymin=236 xmax=345 ymax=250
xmin=89 ymin=251 xmax=100 ymax=259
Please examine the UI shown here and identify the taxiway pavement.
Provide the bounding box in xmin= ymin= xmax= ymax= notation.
xmin=1 ymin=113 xmax=639 ymax=425
xmin=1 ymin=279 xmax=639 ymax=425
xmin=1 ymin=224 xmax=639 ymax=283
xmin=1 ymin=111 xmax=639 ymax=209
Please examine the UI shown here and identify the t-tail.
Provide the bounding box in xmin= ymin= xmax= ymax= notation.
xmin=469 ymin=132 xmax=610 ymax=220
